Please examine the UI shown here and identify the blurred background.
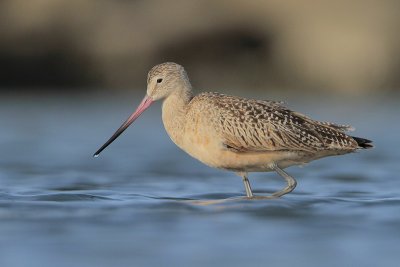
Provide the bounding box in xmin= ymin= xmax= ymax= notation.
xmin=1 ymin=1 xmax=400 ymax=267
xmin=1 ymin=0 xmax=400 ymax=93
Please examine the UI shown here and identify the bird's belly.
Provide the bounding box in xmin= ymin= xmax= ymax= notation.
xmin=180 ymin=133 xmax=313 ymax=172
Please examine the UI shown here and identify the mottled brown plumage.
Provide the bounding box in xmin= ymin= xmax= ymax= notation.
xmin=95 ymin=62 xmax=373 ymax=199
xmin=188 ymin=92 xmax=358 ymax=153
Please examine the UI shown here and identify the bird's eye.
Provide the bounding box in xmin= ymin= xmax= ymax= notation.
xmin=157 ymin=78 xmax=163 ymax=83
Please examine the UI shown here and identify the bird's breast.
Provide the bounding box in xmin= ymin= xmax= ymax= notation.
xmin=178 ymin=120 xmax=310 ymax=172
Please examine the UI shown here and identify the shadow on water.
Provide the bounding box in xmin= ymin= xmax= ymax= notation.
xmin=1 ymin=189 xmax=399 ymax=214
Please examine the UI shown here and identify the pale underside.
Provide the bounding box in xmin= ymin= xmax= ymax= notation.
xmin=163 ymin=92 xmax=358 ymax=172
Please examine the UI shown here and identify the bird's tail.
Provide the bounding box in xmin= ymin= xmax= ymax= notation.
xmin=352 ymin=136 xmax=373 ymax=149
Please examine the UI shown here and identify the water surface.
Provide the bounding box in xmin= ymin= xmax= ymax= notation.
xmin=0 ymin=92 xmax=399 ymax=267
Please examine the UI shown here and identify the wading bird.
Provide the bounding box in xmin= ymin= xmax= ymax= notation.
xmin=94 ymin=62 xmax=372 ymax=199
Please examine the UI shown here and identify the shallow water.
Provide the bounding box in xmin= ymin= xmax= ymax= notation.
xmin=0 ymin=92 xmax=399 ymax=267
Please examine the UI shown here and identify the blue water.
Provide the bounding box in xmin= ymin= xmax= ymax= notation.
xmin=0 ymin=92 xmax=399 ymax=267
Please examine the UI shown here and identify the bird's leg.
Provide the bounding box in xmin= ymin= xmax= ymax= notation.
xmin=237 ymin=172 xmax=254 ymax=198
xmin=270 ymin=164 xmax=297 ymax=197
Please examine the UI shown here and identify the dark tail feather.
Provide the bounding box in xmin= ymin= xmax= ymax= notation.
xmin=352 ymin=136 xmax=373 ymax=149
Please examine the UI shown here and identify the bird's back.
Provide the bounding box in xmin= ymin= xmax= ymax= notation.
xmin=186 ymin=92 xmax=362 ymax=155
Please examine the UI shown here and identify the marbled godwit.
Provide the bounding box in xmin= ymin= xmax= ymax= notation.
xmin=94 ymin=62 xmax=373 ymax=199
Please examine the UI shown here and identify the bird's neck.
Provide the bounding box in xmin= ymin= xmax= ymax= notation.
xmin=162 ymin=85 xmax=193 ymax=147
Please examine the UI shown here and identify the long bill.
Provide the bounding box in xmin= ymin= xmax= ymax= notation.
xmin=93 ymin=95 xmax=153 ymax=157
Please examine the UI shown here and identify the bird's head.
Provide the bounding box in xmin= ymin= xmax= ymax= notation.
xmin=146 ymin=62 xmax=190 ymax=101
xmin=93 ymin=62 xmax=188 ymax=157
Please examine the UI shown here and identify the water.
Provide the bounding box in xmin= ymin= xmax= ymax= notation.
xmin=0 ymin=92 xmax=399 ymax=267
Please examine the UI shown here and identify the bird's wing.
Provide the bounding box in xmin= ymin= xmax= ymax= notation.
xmin=199 ymin=93 xmax=355 ymax=153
